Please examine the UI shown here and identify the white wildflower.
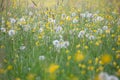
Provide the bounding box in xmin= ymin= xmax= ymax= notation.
xmin=88 ymin=35 xmax=95 ymax=40
xmin=29 ymin=11 xmax=33 ymax=16
xmin=38 ymin=28 xmax=43 ymax=33
xmin=55 ymin=26 xmax=63 ymax=33
xmin=20 ymin=17 xmax=25 ymax=22
xmin=102 ymin=26 xmax=108 ymax=30
xmin=71 ymin=12 xmax=76 ymax=17
xmin=94 ymin=16 xmax=104 ymax=22
xmin=85 ymin=33 xmax=90 ymax=38
xmin=108 ymin=75 xmax=119 ymax=80
xmin=63 ymin=41 xmax=69 ymax=48
xmin=53 ymin=40 xmax=60 ymax=47
xmin=78 ymin=30 xmax=85 ymax=38
xmin=97 ymin=28 xmax=103 ymax=34
xmin=61 ymin=13 xmax=66 ymax=19
xmin=39 ymin=55 xmax=45 ymax=60
xmin=0 ymin=27 xmax=6 ymax=32
xmin=20 ymin=46 xmax=26 ymax=50
xmin=10 ymin=18 xmax=16 ymax=24
xmin=8 ymin=29 xmax=16 ymax=36
xmin=99 ymin=72 xmax=109 ymax=80
xmin=23 ymin=25 xmax=30 ymax=31
xmin=73 ymin=18 xmax=78 ymax=23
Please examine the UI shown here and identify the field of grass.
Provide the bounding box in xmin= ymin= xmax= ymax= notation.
xmin=0 ymin=0 xmax=120 ymax=80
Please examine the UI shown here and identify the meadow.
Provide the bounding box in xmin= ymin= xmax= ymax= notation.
xmin=0 ymin=0 xmax=120 ymax=80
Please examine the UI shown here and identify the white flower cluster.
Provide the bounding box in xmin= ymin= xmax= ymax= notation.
xmin=39 ymin=55 xmax=45 ymax=61
xmin=8 ymin=29 xmax=16 ymax=36
xmin=0 ymin=27 xmax=6 ymax=32
xmin=10 ymin=18 xmax=16 ymax=24
xmin=99 ymin=72 xmax=119 ymax=80
xmin=53 ymin=39 xmax=69 ymax=49
xmin=80 ymin=12 xmax=104 ymax=22
xmin=54 ymin=25 xmax=63 ymax=33
xmin=78 ymin=30 xmax=95 ymax=40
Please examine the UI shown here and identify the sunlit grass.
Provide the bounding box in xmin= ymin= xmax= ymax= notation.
xmin=0 ymin=0 xmax=120 ymax=80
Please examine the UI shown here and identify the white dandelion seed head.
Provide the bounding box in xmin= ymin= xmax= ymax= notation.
xmin=10 ymin=18 xmax=16 ymax=24
xmin=39 ymin=55 xmax=45 ymax=60
xmin=38 ymin=28 xmax=43 ymax=33
xmin=88 ymin=35 xmax=95 ymax=40
xmin=99 ymin=72 xmax=109 ymax=80
xmin=20 ymin=46 xmax=26 ymax=50
xmin=2 ymin=19 xmax=5 ymax=24
xmin=86 ymin=12 xmax=93 ymax=18
xmin=53 ymin=40 xmax=60 ymax=46
xmin=102 ymin=26 xmax=108 ymax=30
xmin=0 ymin=27 xmax=6 ymax=32
xmin=61 ymin=13 xmax=66 ymax=19
xmin=20 ymin=17 xmax=25 ymax=22
xmin=94 ymin=16 xmax=104 ymax=22
xmin=97 ymin=28 xmax=103 ymax=34
xmin=23 ymin=25 xmax=30 ymax=31
xmin=55 ymin=26 xmax=63 ymax=33
xmin=63 ymin=41 xmax=69 ymax=48
xmin=73 ymin=18 xmax=78 ymax=23
xmin=80 ymin=13 xmax=86 ymax=18
xmin=71 ymin=12 xmax=76 ymax=17
xmin=29 ymin=11 xmax=33 ymax=16
xmin=8 ymin=29 xmax=16 ymax=36
xmin=78 ymin=30 xmax=85 ymax=38
xmin=108 ymin=75 xmax=119 ymax=80
xmin=85 ymin=33 xmax=90 ymax=38
xmin=48 ymin=18 xmax=54 ymax=23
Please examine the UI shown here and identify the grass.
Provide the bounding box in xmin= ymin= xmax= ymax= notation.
xmin=0 ymin=0 xmax=120 ymax=80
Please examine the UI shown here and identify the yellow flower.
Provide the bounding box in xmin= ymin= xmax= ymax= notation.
xmin=81 ymin=70 xmax=86 ymax=75
xmin=48 ymin=64 xmax=59 ymax=74
xmin=95 ymin=42 xmax=100 ymax=46
xmin=88 ymin=66 xmax=94 ymax=71
xmin=84 ymin=46 xmax=88 ymax=49
xmin=66 ymin=62 xmax=70 ymax=66
xmin=116 ymin=54 xmax=120 ymax=59
xmin=7 ymin=65 xmax=13 ymax=70
xmin=88 ymin=60 xmax=92 ymax=64
xmin=74 ymin=50 xmax=84 ymax=62
xmin=112 ymin=48 xmax=116 ymax=51
xmin=95 ymin=57 xmax=99 ymax=64
xmin=76 ymin=44 xmax=80 ymax=48
xmin=35 ymin=41 xmax=40 ymax=46
xmin=15 ymin=77 xmax=21 ymax=80
xmin=116 ymin=69 xmax=120 ymax=76
xmin=67 ymin=56 xmax=72 ymax=60
xmin=81 ymin=64 xmax=86 ymax=69
xmin=66 ymin=16 xmax=71 ymax=21
xmin=26 ymin=73 xmax=35 ymax=80
xmin=101 ymin=54 xmax=112 ymax=64
xmin=66 ymin=50 xmax=69 ymax=54
xmin=68 ymin=74 xmax=79 ymax=80
xmin=98 ymin=66 xmax=104 ymax=71
xmin=0 ymin=45 xmax=5 ymax=48
xmin=0 ymin=68 xmax=5 ymax=74
xmin=94 ymin=75 xmax=100 ymax=80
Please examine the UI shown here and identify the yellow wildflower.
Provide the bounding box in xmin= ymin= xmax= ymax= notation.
xmin=67 ymin=56 xmax=72 ymax=60
xmin=35 ymin=41 xmax=40 ymax=46
xmin=26 ymin=73 xmax=35 ymax=80
xmin=76 ymin=44 xmax=80 ymax=48
xmin=74 ymin=50 xmax=84 ymax=62
xmin=15 ymin=77 xmax=21 ymax=80
xmin=0 ymin=68 xmax=5 ymax=74
xmin=101 ymin=54 xmax=112 ymax=64
xmin=48 ymin=64 xmax=59 ymax=74
xmin=7 ymin=65 xmax=13 ymax=70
